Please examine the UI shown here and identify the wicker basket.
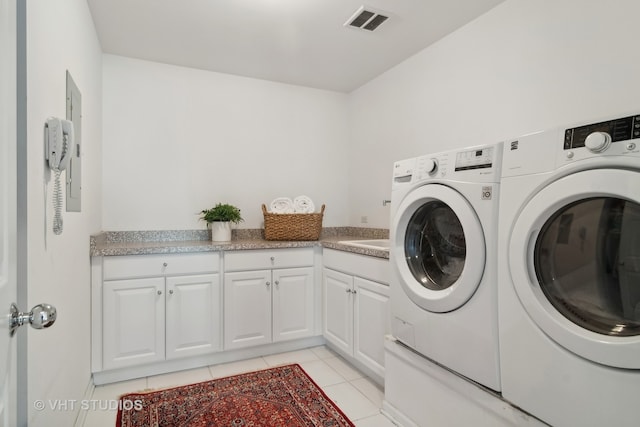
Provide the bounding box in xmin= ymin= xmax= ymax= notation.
xmin=262 ymin=204 xmax=325 ymax=241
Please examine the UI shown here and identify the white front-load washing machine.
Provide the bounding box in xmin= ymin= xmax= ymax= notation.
xmin=499 ymin=113 xmax=640 ymax=427
xmin=390 ymin=143 xmax=502 ymax=392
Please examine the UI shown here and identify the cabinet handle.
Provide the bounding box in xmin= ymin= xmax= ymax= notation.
xmin=345 ymin=289 xmax=351 ymax=294
xmin=163 ymin=262 xmax=168 ymax=267
xmin=274 ymin=280 xmax=279 ymax=287
xmin=270 ymin=256 xmax=275 ymax=262
xmin=352 ymin=289 xmax=357 ymax=295
xmin=157 ymin=290 xmax=162 ymax=296
xmin=169 ymin=290 xmax=174 ymax=295
xmin=266 ymin=281 xmax=271 ymax=287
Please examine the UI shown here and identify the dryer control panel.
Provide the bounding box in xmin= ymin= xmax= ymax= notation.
xmin=563 ymin=114 xmax=640 ymax=150
xmin=557 ymin=113 xmax=640 ymax=165
xmin=503 ymin=113 xmax=640 ymax=179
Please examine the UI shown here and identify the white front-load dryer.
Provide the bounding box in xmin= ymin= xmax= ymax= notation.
xmin=390 ymin=143 xmax=502 ymax=392
xmin=498 ymin=113 xmax=640 ymax=427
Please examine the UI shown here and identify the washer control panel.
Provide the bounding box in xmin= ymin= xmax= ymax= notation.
xmin=410 ymin=143 xmax=502 ymax=183
xmin=455 ymin=146 xmax=495 ymax=172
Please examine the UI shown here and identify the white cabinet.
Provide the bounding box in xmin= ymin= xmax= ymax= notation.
xmin=165 ymin=274 xmax=221 ymax=359
xmin=323 ymin=249 xmax=390 ymax=379
xmin=97 ymin=252 xmax=221 ymax=371
xmin=353 ymin=277 xmax=390 ymax=375
xmin=224 ymin=249 xmax=315 ymax=350
xmin=103 ymin=277 xmax=165 ymax=369
xmin=324 ymin=269 xmax=353 ymax=354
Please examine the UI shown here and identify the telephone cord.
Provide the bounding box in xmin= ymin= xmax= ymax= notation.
xmin=53 ymin=169 xmax=63 ymax=235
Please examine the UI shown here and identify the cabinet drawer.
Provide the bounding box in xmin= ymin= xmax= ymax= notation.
xmin=103 ymin=252 xmax=220 ymax=280
xmin=323 ymin=249 xmax=389 ymax=284
xmin=224 ymin=248 xmax=314 ymax=272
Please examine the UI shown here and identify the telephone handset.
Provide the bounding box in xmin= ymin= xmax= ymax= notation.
xmin=45 ymin=117 xmax=74 ymax=235
xmin=45 ymin=117 xmax=73 ymax=171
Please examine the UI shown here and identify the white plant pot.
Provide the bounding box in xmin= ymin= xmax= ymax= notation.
xmin=211 ymin=221 xmax=232 ymax=242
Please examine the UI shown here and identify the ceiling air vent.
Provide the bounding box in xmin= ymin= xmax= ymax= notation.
xmin=344 ymin=6 xmax=389 ymax=31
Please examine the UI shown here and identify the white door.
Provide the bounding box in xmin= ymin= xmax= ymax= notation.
xmin=323 ymin=268 xmax=353 ymax=355
xmin=272 ymin=267 xmax=314 ymax=342
xmin=354 ymin=277 xmax=389 ymax=378
xmin=102 ymin=278 xmax=165 ymax=370
xmin=224 ymin=270 xmax=272 ymax=349
xmin=392 ymin=183 xmax=486 ymax=313
xmin=0 ymin=0 xmax=18 ymax=424
xmin=166 ymin=273 xmax=221 ymax=359
xmin=509 ymin=168 xmax=640 ymax=368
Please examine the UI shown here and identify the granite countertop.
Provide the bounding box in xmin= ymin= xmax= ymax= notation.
xmin=91 ymin=227 xmax=390 ymax=259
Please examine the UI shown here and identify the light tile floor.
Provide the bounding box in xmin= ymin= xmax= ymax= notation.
xmin=83 ymin=346 xmax=397 ymax=426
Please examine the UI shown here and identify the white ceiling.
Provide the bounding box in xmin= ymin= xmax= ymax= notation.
xmin=86 ymin=0 xmax=505 ymax=93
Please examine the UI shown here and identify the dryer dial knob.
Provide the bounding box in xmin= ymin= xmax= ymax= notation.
xmin=585 ymin=131 xmax=611 ymax=153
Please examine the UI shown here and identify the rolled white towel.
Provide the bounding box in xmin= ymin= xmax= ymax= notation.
xmin=270 ymin=197 xmax=294 ymax=213
xmin=293 ymin=195 xmax=315 ymax=213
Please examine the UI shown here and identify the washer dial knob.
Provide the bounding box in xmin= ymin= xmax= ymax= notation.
xmin=584 ymin=131 xmax=611 ymax=153
xmin=426 ymin=158 xmax=438 ymax=175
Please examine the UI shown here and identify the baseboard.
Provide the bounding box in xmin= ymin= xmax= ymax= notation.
xmin=381 ymin=400 xmax=418 ymax=427
xmin=73 ymin=377 xmax=95 ymax=427
xmin=93 ymin=336 xmax=325 ymax=385
xmin=323 ymin=342 xmax=384 ymax=387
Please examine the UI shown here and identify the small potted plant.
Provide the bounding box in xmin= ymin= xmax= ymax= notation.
xmin=200 ymin=203 xmax=243 ymax=242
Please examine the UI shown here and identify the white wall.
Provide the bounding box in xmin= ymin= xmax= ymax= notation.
xmin=26 ymin=0 xmax=102 ymax=425
xmin=102 ymin=55 xmax=349 ymax=230
xmin=20 ymin=1 xmax=639 ymax=424
xmin=101 ymin=0 xmax=640 ymax=232
xmin=348 ymin=0 xmax=640 ymax=228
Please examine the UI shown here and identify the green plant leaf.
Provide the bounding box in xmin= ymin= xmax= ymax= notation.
xmin=199 ymin=203 xmax=244 ymax=224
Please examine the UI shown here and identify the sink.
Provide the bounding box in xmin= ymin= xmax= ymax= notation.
xmin=338 ymin=239 xmax=390 ymax=251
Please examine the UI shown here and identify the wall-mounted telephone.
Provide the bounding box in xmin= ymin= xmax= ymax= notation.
xmin=45 ymin=117 xmax=73 ymax=172
xmin=45 ymin=117 xmax=74 ymax=235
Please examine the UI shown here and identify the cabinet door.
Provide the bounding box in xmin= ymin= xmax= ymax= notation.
xmin=272 ymin=267 xmax=314 ymax=342
xmin=166 ymin=274 xmax=221 ymax=360
xmin=224 ymin=270 xmax=272 ymax=349
xmin=103 ymin=277 xmax=165 ymax=370
xmin=354 ymin=277 xmax=390 ymax=378
xmin=323 ymin=268 xmax=353 ymax=355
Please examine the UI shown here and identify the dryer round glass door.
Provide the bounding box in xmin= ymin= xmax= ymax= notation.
xmin=392 ymin=183 xmax=486 ymax=313
xmin=535 ymin=197 xmax=640 ymax=337
xmin=509 ymin=168 xmax=640 ymax=369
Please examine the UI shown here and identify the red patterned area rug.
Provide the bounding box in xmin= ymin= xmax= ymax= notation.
xmin=116 ymin=363 xmax=355 ymax=427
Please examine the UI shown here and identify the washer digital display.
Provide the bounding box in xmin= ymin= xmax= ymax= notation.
xmin=454 ymin=147 xmax=493 ymax=171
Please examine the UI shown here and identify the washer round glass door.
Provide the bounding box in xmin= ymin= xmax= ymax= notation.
xmin=392 ymin=184 xmax=486 ymax=313
xmin=509 ymin=168 xmax=640 ymax=369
